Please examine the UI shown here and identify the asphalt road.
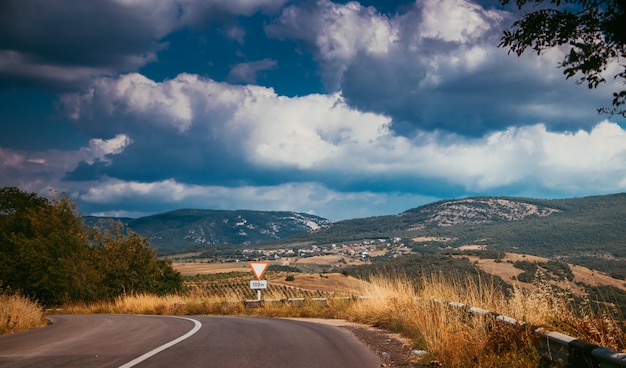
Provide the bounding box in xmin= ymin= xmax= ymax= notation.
xmin=0 ymin=315 xmax=384 ymax=367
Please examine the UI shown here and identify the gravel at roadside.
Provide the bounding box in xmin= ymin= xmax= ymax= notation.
xmin=340 ymin=324 xmax=431 ymax=367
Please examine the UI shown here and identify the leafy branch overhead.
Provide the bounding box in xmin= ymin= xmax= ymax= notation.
xmin=499 ymin=0 xmax=626 ymax=116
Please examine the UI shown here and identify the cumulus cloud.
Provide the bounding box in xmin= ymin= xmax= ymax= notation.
xmin=60 ymin=73 xmax=626 ymax=199
xmin=61 ymin=73 xmax=393 ymax=172
xmin=5 ymin=65 xmax=626 ymax=218
xmin=265 ymin=0 xmax=617 ymax=135
xmin=266 ymin=0 xmax=398 ymax=90
xmin=415 ymin=0 xmax=503 ymax=42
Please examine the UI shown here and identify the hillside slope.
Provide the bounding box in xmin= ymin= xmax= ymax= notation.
xmin=85 ymin=209 xmax=331 ymax=252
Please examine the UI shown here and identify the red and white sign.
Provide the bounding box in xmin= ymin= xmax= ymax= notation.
xmin=248 ymin=261 xmax=269 ymax=280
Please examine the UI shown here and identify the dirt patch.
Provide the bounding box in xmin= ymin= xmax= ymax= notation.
xmin=457 ymin=245 xmax=487 ymax=250
xmin=411 ymin=236 xmax=454 ymax=243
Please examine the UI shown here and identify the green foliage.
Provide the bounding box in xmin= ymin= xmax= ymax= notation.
xmin=343 ymin=254 xmax=512 ymax=294
xmin=452 ymin=249 xmax=507 ymax=260
xmin=268 ymin=264 xmax=301 ymax=273
xmin=512 ymin=260 xmax=574 ymax=283
xmin=499 ymin=0 xmax=626 ymax=116
xmin=0 ymin=187 xmax=182 ymax=306
xmin=89 ymin=221 xmax=182 ymax=298
xmin=568 ymin=257 xmax=626 ymax=280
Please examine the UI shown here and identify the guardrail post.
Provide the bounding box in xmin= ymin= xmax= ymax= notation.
xmin=243 ymin=299 xmax=263 ymax=308
xmin=568 ymin=340 xmax=600 ymax=368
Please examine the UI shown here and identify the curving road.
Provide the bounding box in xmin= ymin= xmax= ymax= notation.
xmin=0 ymin=315 xmax=383 ymax=367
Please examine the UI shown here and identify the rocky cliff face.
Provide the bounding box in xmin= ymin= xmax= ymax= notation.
xmin=401 ymin=198 xmax=560 ymax=229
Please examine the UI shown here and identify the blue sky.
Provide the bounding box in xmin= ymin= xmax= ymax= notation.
xmin=1 ymin=0 xmax=625 ymax=221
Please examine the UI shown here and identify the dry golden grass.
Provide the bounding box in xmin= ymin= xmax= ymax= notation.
xmin=0 ymin=291 xmax=47 ymax=334
xmin=341 ymin=272 xmax=625 ymax=367
xmin=341 ymin=273 xmax=540 ymax=367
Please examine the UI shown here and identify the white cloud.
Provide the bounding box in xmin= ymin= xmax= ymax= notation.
xmin=0 ymin=135 xmax=132 ymax=194
xmin=414 ymin=122 xmax=626 ymax=193
xmin=6 ymin=68 xmax=626 ymax=219
xmin=415 ymin=0 xmax=503 ymax=43
xmin=228 ymin=58 xmax=278 ymax=83
xmin=76 ymin=177 xmax=437 ymax=220
xmin=82 ymin=134 xmax=133 ymax=165
xmin=62 ymin=73 xmax=393 ymax=169
xmin=266 ymin=0 xmax=398 ymax=89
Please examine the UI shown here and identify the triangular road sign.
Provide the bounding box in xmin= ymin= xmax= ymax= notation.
xmin=248 ymin=261 xmax=269 ymax=280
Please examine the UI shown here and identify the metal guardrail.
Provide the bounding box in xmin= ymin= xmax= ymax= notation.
xmin=441 ymin=299 xmax=626 ymax=368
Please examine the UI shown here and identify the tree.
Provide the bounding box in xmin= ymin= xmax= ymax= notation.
xmin=499 ymin=0 xmax=626 ymax=116
xmin=0 ymin=189 xmax=92 ymax=305
xmin=0 ymin=187 xmax=182 ymax=306
xmin=89 ymin=221 xmax=183 ymax=299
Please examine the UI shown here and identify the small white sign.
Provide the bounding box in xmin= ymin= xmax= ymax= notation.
xmin=250 ymin=280 xmax=268 ymax=289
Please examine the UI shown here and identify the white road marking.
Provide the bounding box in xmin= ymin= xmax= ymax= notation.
xmin=118 ymin=316 xmax=202 ymax=368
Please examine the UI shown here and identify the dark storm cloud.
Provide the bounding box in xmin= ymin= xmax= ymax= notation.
xmin=0 ymin=0 xmax=289 ymax=90
xmin=0 ymin=0 xmax=163 ymax=89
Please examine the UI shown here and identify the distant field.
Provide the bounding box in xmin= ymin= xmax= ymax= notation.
xmin=173 ymin=262 xmax=249 ymax=275
xmin=173 ymin=261 xmax=370 ymax=294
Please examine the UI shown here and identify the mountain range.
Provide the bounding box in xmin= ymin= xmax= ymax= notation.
xmin=86 ymin=193 xmax=626 ymax=270
xmin=84 ymin=209 xmax=331 ymax=252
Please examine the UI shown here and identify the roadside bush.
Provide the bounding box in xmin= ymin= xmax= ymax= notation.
xmin=0 ymin=289 xmax=47 ymax=335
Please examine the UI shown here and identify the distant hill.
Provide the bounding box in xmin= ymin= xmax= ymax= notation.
xmin=275 ymin=194 xmax=626 ymax=274
xmin=84 ymin=209 xmax=331 ymax=253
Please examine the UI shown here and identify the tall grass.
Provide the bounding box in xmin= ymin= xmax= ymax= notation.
xmin=344 ymin=272 xmax=626 ymax=367
xmin=0 ymin=290 xmax=47 ymax=334
xmin=344 ymin=273 xmax=544 ymax=366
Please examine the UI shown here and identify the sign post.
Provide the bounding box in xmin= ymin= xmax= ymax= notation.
xmin=248 ymin=262 xmax=269 ymax=301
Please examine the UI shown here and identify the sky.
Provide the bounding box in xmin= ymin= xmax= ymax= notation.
xmin=1 ymin=0 xmax=625 ymax=221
